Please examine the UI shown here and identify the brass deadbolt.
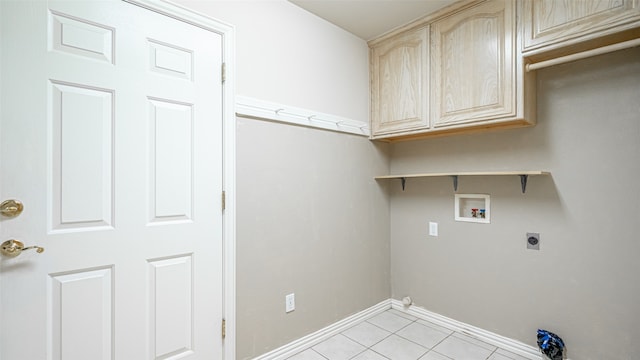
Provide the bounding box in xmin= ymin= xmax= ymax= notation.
xmin=0 ymin=199 xmax=24 ymax=217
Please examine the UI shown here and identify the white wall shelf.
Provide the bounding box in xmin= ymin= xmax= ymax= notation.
xmin=374 ymin=171 xmax=550 ymax=193
xmin=235 ymin=96 xmax=370 ymax=137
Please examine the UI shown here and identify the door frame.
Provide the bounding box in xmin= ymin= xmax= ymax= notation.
xmin=124 ymin=1 xmax=236 ymax=358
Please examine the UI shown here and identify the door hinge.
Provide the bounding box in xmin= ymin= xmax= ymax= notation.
xmin=221 ymin=62 xmax=226 ymax=84
xmin=222 ymin=191 xmax=226 ymax=211
xmin=222 ymin=318 xmax=226 ymax=339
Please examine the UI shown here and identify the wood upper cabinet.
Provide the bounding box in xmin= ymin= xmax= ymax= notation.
xmin=368 ymin=0 xmax=638 ymax=141
xmin=369 ymin=0 xmax=534 ymax=141
xmin=522 ymin=0 xmax=640 ymax=55
xmin=370 ymin=26 xmax=429 ymax=136
xmin=430 ymin=0 xmax=516 ymax=127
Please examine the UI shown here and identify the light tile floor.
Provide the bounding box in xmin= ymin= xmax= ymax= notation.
xmin=286 ymin=309 xmax=530 ymax=360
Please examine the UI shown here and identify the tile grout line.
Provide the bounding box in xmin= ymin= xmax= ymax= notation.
xmin=348 ymin=345 xmax=393 ymax=360
xmin=353 ymin=314 xmax=423 ymax=359
xmin=347 ymin=347 xmax=367 ymax=360
xmin=342 ymin=327 xmax=393 ymax=351
xmin=362 ymin=312 xmax=452 ymax=360
xmin=292 ymin=309 xmax=525 ymax=360
xmin=371 ymin=313 xmax=436 ymax=360
xmin=430 ymin=331 xmax=456 ymax=357
xmin=486 ymin=348 xmax=498 ymax=360
xmin=427 ymin=349 xmax=456 ymax=360
xmin=311 ymin=348 xmax=329 ymax=360
xmin=393 ymin=319 xmax=455 ymax=353
xmin=450 ymin=331 xmax=498 ymax=353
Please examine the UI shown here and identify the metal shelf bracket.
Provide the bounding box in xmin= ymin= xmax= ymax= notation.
xmin=520 ymin=175 xmax=528 ymax=193
xmin=379 ymin=171 xmax=548 ymax=193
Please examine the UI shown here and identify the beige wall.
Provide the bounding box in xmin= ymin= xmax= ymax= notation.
xmin=236 ymin=117 xmax=390 ymax=359
xmin=389 ymin=47 xmax=640 ymax=360
xmin=173 ymin=2 xmax=384 ymax=358
xmin=175 ymin=0 xmax=369 ymax=121
xmin=163 ymin=2 xmax=640 ymax=359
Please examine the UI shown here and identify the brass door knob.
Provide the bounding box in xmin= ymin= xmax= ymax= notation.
xmin=0 ymin=199 xmax=24 ymax=217
xmin=1 ymin=240 xmax=44 ymax=258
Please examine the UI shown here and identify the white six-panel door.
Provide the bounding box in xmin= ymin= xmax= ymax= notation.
xmin=0 ymin=1 xmax=226 ymax=359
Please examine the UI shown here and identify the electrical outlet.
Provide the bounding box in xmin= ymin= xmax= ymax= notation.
xmin=285 ymin=293 xmax=295 ymax=313
xmin=429 ymin=222 xmax=438 ymax=237
xmin=527 ymin=232 xmax=540 ymax=250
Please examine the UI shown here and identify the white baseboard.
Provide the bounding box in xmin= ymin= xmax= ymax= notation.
xmin=390 ymin=299 xmax=544 ymax=360
xmin=253 ymin=298 xmax=555 ymax=360
xmin=252 ymin=300 xmax=391 ymax=360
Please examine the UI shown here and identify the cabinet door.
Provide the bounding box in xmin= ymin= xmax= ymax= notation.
xmin=370 ymin=26 xmax=429 ymax=136
xmin=523 ymin=0 xmax=640 ymax=52
xmin=430 ymin=0 xmax=515 ymax=127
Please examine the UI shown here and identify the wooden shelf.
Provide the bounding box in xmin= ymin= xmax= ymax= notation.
xmin=375 ymin=171 xmax=550 ymax=193
xmin=375 ymin=170 xmax=549 ymax=179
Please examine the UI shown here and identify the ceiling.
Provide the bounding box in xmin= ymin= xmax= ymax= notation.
xmin=288 ymin=0 xmax=458 ymax=41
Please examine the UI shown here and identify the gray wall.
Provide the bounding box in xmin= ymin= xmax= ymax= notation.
xmin=389 ymin=47 xmax=640 ymax=360
xmin=236 ymin=117 xmax=390 ymax=359
xmin=166 ymin=3 xmax=640 ymax=358
xmin=175 ymin=0 xmax=369 ymax=121
xmin=172 ymin=2 xmax=383 ymax=358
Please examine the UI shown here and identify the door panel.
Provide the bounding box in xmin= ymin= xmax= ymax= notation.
xmin=523 ymin=0 xmax=640 ymax=52
xmin=370 ymin=26 xmax=429 ymax=135
xmin=1 ymin=1 xmax=224 ymax=359
xmin=50 ymin=81 xmax=114 ymax=231
xmin=430 ymin=0 xmax=515 ymax=126
xmin=49 ymin=267 xmax=114 ymax=360
xmin=148 ymin=98 xmax=193 ymax=223
xmin=148 ymin=255 xmax=194 ymax=359
xmin=50 ymin=10 xmax=115 ymax=63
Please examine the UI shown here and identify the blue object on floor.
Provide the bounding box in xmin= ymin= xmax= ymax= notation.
xmin=537 ymin=329 xmax=565 ymax=360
